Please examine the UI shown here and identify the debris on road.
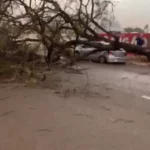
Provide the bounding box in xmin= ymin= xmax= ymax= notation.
xmin=0 ymin=96 xmax=9 ymax=101
xmin=34 ymin=129 xmax=52 ymax=132
xmin=0 ymin=110 xmax=14 ymax=117
xmin=113 ymin=118 xmax=134 ymax=124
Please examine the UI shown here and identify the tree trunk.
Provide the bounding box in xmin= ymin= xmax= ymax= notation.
xmin=46 ymin=45 xmax=53 ymax=68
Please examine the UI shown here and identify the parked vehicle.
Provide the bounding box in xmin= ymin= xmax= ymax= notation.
xmin=75 ymin=45 xmax=127 ymax=64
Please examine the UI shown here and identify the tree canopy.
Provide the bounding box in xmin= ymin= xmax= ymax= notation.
xmin=0 ymin=0 xmax=150 ymax=64
xmin=124 ymin=27 xmax=144 ymax=33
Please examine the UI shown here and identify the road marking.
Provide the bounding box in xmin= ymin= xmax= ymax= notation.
xmin=142 ymin=95 xmax=150 ymax=100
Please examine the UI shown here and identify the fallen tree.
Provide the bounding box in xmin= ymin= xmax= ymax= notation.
xmin=0 ymin=0 xmax=150 ymax=66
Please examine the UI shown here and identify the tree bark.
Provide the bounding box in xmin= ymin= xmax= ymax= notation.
xmin=46 ymin=45 xmax=53 ymax=68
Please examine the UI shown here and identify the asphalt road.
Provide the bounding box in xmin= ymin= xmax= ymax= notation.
xmin=1 ymin=62 xmax=150 ymax=150
xmin=81 ymin=62 xmax=150 ymax=95
xmin=78 ymin=62 xmax=150 ymax=112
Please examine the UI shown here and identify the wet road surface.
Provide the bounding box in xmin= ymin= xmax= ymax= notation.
xmin=81 ymin=62 xmax=150 ymax=95
xmin=1 ymin=62 xmax=150 ymax=150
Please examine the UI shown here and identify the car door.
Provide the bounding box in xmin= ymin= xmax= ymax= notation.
xmin=81 ymin=45 xmax=96 ymax=60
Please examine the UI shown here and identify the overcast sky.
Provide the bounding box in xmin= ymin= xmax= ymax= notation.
xmin=115 ymin=0 xmax=150 ymax=28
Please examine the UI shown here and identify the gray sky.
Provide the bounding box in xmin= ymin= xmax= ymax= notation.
xmin=115 ymin=0 xmax=150 ymax=28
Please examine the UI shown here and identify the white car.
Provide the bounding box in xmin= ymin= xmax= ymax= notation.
xmin=75 ymin=45 xmax=127 ymax=64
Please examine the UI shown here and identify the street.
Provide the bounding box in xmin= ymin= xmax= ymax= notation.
xmin=1 ymin=62 xmax=150 ymax=150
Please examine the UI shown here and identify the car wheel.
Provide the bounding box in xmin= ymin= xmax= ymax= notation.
xmin=75 ymin=51 xmax=80 ymax=60
xmin=99 ymin=56 xmax=106 ymax=64
xmin=122 ymin=62 xmax=126 ymax=65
